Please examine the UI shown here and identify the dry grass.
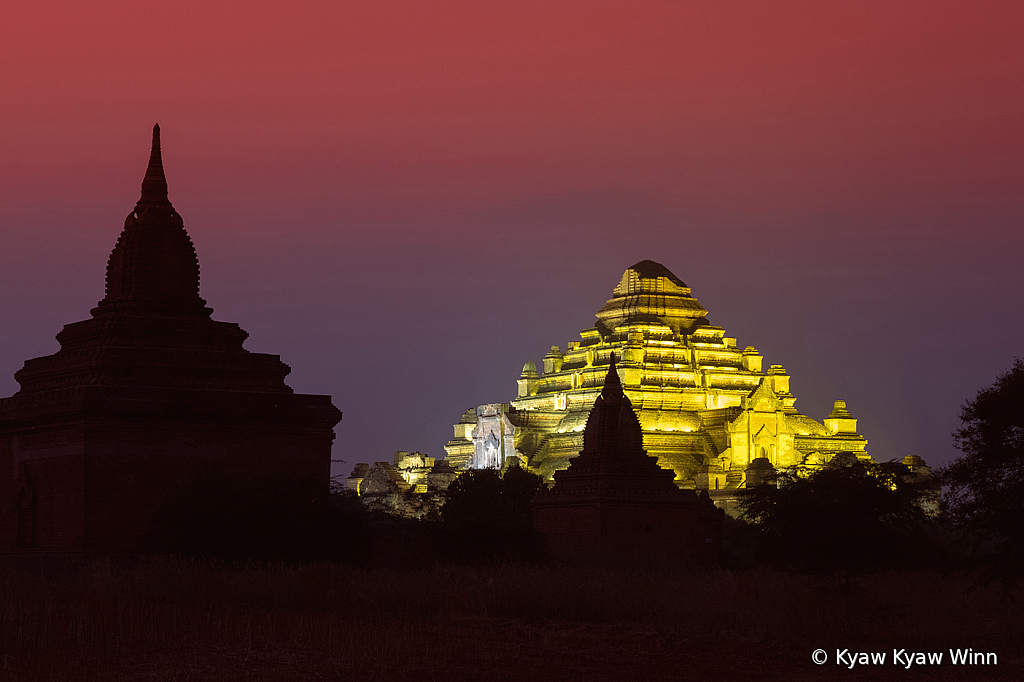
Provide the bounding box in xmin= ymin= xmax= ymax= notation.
xmin=0 ymin=557 xmax=1019 ymax=681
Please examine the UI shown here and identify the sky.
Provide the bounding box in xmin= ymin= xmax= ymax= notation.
xmin=1 ymin=1 xmax=1021 ymax=477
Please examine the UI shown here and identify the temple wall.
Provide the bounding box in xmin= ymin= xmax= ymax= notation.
xmin=0 ymin=450 xmax=86 ymax=552
xmin=0 ymin=397 xmax=333 ymax=554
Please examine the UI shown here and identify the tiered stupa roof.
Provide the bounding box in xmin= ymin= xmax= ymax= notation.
xmin=13 ymin=126 xmax=297 ymax=396
xmin=96 ymin=124 xmax=207 ymax=317
xmin=595 ymin=259 xmax=709 ymax=335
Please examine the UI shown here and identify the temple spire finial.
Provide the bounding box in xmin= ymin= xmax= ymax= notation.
xmin=138 ymin=123 xmax=169 ymax=206
xmin=602 ymin=352 xmax=622 ymax=396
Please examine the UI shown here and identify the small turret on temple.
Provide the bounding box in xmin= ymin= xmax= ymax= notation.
xmin=438 ymin=259 xmax=891 ymax=515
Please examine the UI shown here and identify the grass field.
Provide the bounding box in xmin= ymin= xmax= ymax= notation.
xmin=0 ymin=557 xmax=1019 ymax=681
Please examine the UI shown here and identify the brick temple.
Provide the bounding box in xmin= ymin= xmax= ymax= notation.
xmin=0 ymin=125 xmax=342 ymax=555
xmin=445 ymin=259 xmax=886 ymax=517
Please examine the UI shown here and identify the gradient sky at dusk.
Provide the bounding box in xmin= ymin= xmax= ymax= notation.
xmin=1 ymin=1 xmax=1022 ymax=476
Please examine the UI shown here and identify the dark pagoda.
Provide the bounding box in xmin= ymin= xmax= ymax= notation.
xmin=0 ymin=125 xmax=342 ymax=554
xmin=531 ymin=354 xmax=722 ymax=566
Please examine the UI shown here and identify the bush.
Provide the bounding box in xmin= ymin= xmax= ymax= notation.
xmin=436 ymin=466 xmax=548 ymax=565
xmin=739 ymin=460 xmax=941 ymax=574
xmin=147 ymin=474 xmax=370 ymax=565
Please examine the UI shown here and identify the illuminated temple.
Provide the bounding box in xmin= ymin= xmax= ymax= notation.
xmin=442 ymin=260 xmax=877 ymax=510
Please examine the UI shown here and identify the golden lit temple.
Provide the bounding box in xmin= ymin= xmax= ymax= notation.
xmin=444 ymin=260 xmax=875 ymax=508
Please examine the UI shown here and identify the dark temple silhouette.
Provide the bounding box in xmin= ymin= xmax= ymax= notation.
xmin=0 ymin=125 xmax=342 ymax=555
xmin=531 ymin=353 xmax=723 ymax=567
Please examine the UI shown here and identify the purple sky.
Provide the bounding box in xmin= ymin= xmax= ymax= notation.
xmin=1 ymin=1 xmax=1022 ymax=475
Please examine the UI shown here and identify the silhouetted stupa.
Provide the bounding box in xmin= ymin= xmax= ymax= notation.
xmin=531 ymin=354 xmax=722 ymax=566
xmin=0 ymin=126 xmax=342 ymax=554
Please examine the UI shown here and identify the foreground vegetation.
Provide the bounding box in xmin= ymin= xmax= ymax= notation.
xmin=0 ymin=557 xmax=1020 ymax=681
xmin=2 ymin=360 xmax=1019 ymax=680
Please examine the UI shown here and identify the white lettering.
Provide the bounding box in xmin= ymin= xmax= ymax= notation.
xmin=837 ymin=650 xmax=888 ymax=668
xmin=895 ymin=649 xmax=947 ymax=668
xmin=949 ymin=649 xmax=997 ymax=665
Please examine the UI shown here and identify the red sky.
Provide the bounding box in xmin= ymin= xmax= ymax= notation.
xmin=1 ymin=1 xmax=1022 ymax=472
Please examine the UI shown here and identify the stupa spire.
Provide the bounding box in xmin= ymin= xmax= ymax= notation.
xmin=137 ymin=123 xmax=170 ymax=207
xmin=543 ymin=350 xmax=680 ymax=493
xmin=94 ymin=124 xmax=205 ymax=315
xmin=602 ymin=352 xmax=622 ymax=396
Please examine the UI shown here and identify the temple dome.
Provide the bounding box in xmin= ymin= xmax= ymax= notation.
xmin=786 ymin=413 xmax=829 ymax=436
xmin=616 ymin=259 xmax=688 ymax=290
xmin=595 ymin=260 xmax=709 ymax=335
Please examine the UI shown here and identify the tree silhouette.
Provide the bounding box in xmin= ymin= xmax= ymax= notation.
xmin=739 ymin=459 xmax=936 ymax=574
xmin=437 ymin=466 xmax=547 ymax=564
xmin=939 ymin=358 xmax=1024 ymax=588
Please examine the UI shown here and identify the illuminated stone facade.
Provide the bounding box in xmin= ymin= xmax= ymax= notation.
xmin=444 ymin=404 xmax=519 ymax=470
xmin=446 ymin=260 xmax=875 ymax=506
xmin=346 ymin=451 xmax=457 ymax=518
